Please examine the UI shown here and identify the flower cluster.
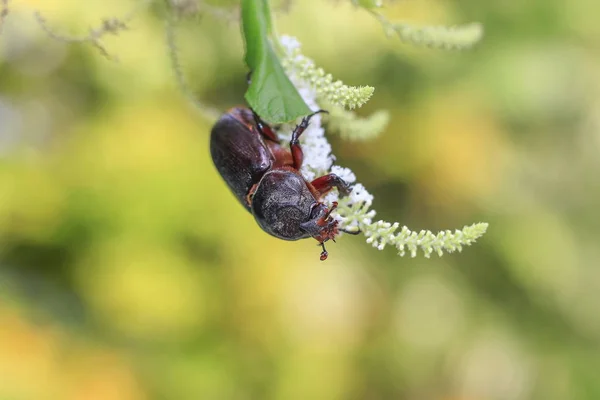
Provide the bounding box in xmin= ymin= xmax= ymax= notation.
xmin=279 ymin=36 xmax=488 ymax=257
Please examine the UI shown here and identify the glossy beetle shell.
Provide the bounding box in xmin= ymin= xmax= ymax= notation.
xmin=209 ymin=108 xmax=273 ymax=211
xmin=210 ymin=107 xmax=349 ymax=259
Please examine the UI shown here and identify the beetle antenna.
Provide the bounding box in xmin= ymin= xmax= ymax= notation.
xmin=341 ymin=228 xmax=361 ymax=235
xmin=319 ymin=242 xmax=328 ymax=261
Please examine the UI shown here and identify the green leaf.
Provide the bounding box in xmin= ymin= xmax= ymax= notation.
xmin=241 ymin=0 xmax=311 ymax=123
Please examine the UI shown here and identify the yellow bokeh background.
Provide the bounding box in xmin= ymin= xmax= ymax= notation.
xmin=2 ymin=0 xmax=600 ymax=399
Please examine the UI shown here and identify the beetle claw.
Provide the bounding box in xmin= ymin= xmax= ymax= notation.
xmin=312 ymin=109 xmax=329 ymax=116
xmin=339 ymin=182 xmax=352 ymax=197
xmin=319 ymin=242 xmax=329 ymax=261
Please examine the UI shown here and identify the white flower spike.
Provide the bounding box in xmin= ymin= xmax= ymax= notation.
xmin=279 ymin=36 xmax=488 ymax=258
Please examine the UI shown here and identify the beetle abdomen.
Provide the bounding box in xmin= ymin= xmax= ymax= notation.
xmin=210 ymin=112 xmax=274 ymax=209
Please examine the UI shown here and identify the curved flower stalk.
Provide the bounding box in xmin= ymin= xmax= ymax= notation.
xmin=280 ymin=36 xmax=389 ymax=141
xmin=164 ymin=8 xmax=221 ymax=121
xmin=278 ymin=36 xmax=488 ymax=257
xmin=361 ymin=4 xmax=484 ymax=50
xmin=324 ymin=104 xmax=390 ymax=141
xmin=0 ymin=0 xmax=9 ymax=35
xmin=280 ymin=36 xmax=374 ymax=110
xmin=388 ymin=22 xmax=484 ymax=50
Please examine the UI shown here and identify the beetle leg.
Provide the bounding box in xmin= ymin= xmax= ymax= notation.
xmin=246 ymin=183 xmax=258 ymax=207
xmin=324 ymin=201 xmax=338 ymax=219
xmin=311 ymin=174 xmax=351 ymax=197
xmin=246 ymin=74 xmax=279 ymax=141
xmin=290 ymin=110 xmax=328 ymax=170
xmin=251 ymin=109 xmax=280 ymax=143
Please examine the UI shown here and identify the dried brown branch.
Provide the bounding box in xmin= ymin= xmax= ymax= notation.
xmin=169 ymin=0 xmax=239 ymax=22
xmin=35 ymin=12 xmax=129 ymax=60
xmin=33 ymin=0 xmax=150 ymax=60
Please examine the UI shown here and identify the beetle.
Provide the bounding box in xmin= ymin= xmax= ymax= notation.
xmin=210 ymin=107 xmax=354 ymax=260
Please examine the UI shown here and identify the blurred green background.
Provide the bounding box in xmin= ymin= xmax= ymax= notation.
xmin=1 ymin=0 xmax=600 ymax=399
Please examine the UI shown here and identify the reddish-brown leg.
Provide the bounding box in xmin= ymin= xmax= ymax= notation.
xmin=311 ymin=174 xmax=351 ymax=197
xmin=319 ymin=243 xmax=328 ymax=261
xmin=251 ymin=109 xmax=280 ymax=143
xmin=290 ymin=110 xmax=328 ymax=170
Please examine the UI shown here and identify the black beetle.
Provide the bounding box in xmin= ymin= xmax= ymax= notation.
xmin=210 ymin=107 xmax=353 ymax=260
